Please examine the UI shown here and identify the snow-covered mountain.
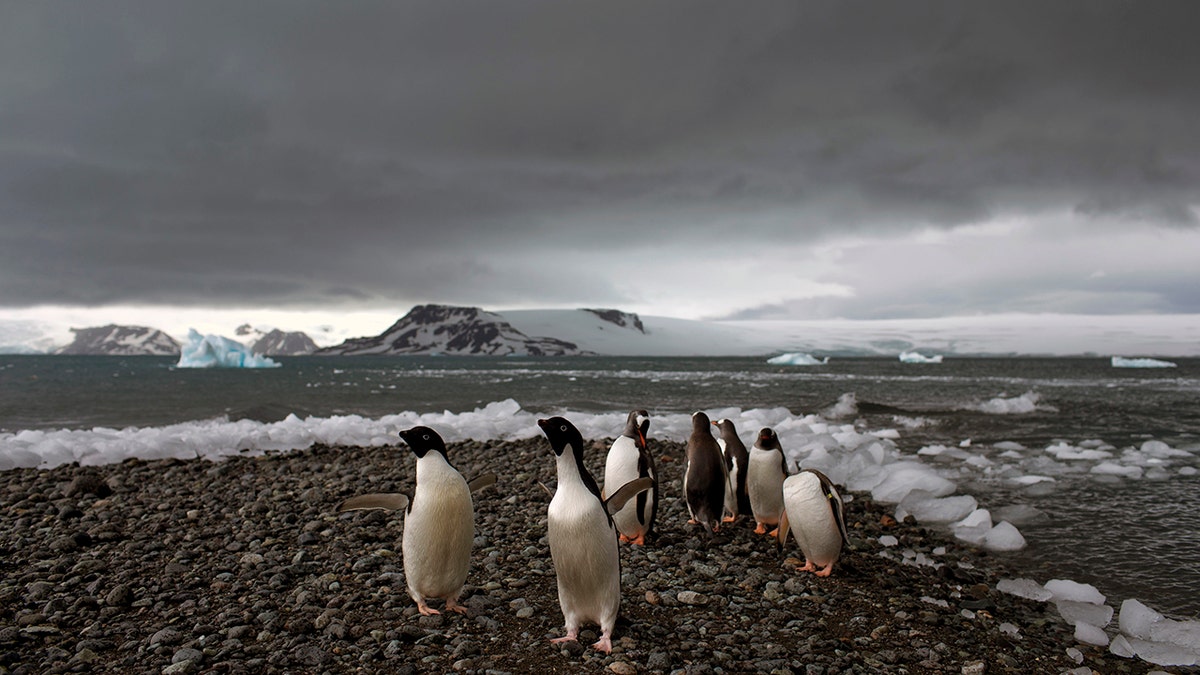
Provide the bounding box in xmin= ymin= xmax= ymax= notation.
xmin=249 ymin=329 xmax=318 ymax=356
xmin=55 ymin=325 xmax=181 ymax=356
xmin=235 ymin=324 xmax=318 ymax=355
xmin=316 ymin=305 xmax=588 ymax=356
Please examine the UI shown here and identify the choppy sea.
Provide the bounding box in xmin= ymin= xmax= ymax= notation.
xmin=2 ymin=354 xmax=1198 ymax=619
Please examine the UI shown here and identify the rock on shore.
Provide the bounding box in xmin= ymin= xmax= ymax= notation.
xmin=1 ymin=438 xmax=1190 ymax=674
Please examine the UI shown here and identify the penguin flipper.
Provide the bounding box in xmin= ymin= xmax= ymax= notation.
xmin=604 ymin=477 xmax=654 ymax=515
xmin=338 ymin=492 xmax=411 ymax=512
xmin=467 ymin=472 xmax=498 ymax=493
xmin=776 ymin=508 xmax=791 ymax=552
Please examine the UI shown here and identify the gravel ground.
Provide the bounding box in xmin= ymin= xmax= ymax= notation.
xmin=1 ymin=437 xmax=1193 ymax=675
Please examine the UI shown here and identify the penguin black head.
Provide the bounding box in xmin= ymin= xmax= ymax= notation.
xmin=538 ymin=416 xmax=584 ymax=458
xmin=398 ymin=426 xmax=447 ymax=459
xmin=756 ymin=427 xmax=780 ymax=449
xmin=623 ymin=410 xmax=650 ymax=445
xmin=691 ymin=411 xmax=712 ymax=434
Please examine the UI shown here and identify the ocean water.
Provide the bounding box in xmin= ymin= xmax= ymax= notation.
xmin=2 ymin=354 xmax=1199 ymax=619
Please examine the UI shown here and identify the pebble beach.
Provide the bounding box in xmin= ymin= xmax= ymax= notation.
xmin=1 ymin=438 xmax=1192 ymax=675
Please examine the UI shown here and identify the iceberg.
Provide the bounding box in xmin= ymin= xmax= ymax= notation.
xmin=177 ymin=329 xmax=281 ymax=369
xmin=1111 ymin=356 xmax=1177 ymax=368
xmin=767 ymin=352 xmax=829 ymax=366
xmin=898 ymin=351 xmax=943 ymax=364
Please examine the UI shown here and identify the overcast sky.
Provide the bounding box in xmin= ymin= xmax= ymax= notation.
xmin=2 ymin=1 xmax=1199 ymax=337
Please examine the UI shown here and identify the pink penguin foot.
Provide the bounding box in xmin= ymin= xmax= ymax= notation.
xmin=416 ymin=600 xmax=440 ymax=616
xmin=815 ymin=564 xmax=834 ymax=578
xmin=592 ymin=634 xmax=613 ymax=653
xmin=550 ymin=628 xmax=578 ymax=645
xmin=444 ymin=598 xmax=470 ymax=615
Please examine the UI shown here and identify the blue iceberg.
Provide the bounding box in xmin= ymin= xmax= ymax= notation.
xmin=767 ymin=352 xmax=829 ymax=366
xmin=1111 ymin=356 xmax=1176 ymax=369
xmin=177 ymin=329 xmax=281 ymax=369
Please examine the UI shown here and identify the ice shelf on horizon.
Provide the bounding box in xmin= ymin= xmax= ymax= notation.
xmin=899 ymin=351 xmax=944 ymax=364
xmin=766 ymin=352 xmax=830 ymax=366
xmin=1111 ymin=356 xmax=1177 ymax=369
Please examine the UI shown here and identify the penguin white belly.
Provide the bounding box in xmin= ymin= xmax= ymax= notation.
xmin=403 ymin=465 xmax=474 ymax=602
xmin=783 ymin=474 xmax=842 ymax=567
xmin=548 ymin=482 xmax=620 ymax=630
xmin=723 ymin=456 xmax=739 ymax=517
xmin=603 ymin=438 xmax=644 ymax=536
xmin=747 ymin=449 xmax=785 ymax=524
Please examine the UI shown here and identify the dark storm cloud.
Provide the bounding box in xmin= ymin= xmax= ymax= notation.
xmin=2 ymin=1 xmax=1199 ymax=313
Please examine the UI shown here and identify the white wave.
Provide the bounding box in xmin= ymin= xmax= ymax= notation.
xmin=1111 ymin=356 xmax=1177 ymax=369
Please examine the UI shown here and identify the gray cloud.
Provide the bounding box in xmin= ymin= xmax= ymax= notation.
xmin=2 ymin=1 xmax=1199 ymax=316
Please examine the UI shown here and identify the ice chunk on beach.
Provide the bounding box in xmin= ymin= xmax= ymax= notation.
xmin=991 ymin=504 xmax=1047 ymax=525
xmin=898 ymin=351 xmax=943 ymax=364
xmin=1091 ymin=462 xmax=1144 ymax=479
xmin=1057 ymin=600 xmax=1113 ymax=628
xmin=981 ymin=521 xmax=1026 ymax=551
xmin=953 ymin=508 xmax=993 ymax=544
xmin=1046 ymin=579 xmax=1106 ymax=605
xmin=177 ymin=329 xmax=281 ymax=368
xmin=1126 ymin=638 xmax=1200 ymax=666
xmin=870 ymin=462 xmax=956 ymax=503
xmin=767 ymin=352 xmax=829 ymax=366
xmin=1119 ymin=598 xmax=1164 ymax=639
xmin=997 ymin=578 xmax=1053 ymax=602
xmin=1075 ymin=621 xmax=1110 ymax=646
xmin=895 ymin=492 xmax=977 ymax=524
xmin=1112 ymin=356 xmax=1177 ymax=368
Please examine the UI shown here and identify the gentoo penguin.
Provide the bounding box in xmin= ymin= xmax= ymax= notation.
xmin=539 ymin=416 xmax=652 ymax=653
xmin=712 ymin=418 xmax=751 ymax=523
xmin=338 ymin=426 xmax=496 ymax=616
xmin=602 ymin=410 xmax=658 ymax=545
xmin=747 ymin=427 xmax=789 ymax=535
xmin=683 ymin=411 xmax=728 ymax=533
xmin=778 ymin=469 xmax=849 ymax=577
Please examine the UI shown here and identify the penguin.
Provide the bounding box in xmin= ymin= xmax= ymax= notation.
xmin=712 ymin=418 xmax=751 ymax=523
xmin=539 ymin=416 xmax=652 ymax=653
xmin=337 ymin=426 xmax=496 ymax=616
xmin=602 ymin=409 xmax=658 ymax=545
xmin=747 ymin=427 xmax=789 ymax=536
xmin=683 ymin=411 xmax=728 ymax=533
xmin=777 ymin=468 xmax=849 ymax=577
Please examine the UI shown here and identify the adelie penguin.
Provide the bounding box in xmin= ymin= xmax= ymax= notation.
xmin=539 ymin=416 xmax=652 ymax=653
xmin=602 ymin=409 xmax=658 ymax=545
xmin=778 ymin=468 xmax=849 ymax=577
xmin=712 ymin=418 xmax=751 ymax=523
xmin=683 ymin=411 xmax=728 ymax=533
xmin=747 ymin=427 xmax=789 ymax=536
xmin=337 ymin=426 xmax=496 ymax=616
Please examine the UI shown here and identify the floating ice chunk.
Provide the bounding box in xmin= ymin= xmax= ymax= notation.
xmin=1181 ymin=466 xmax=1199 ymax=476
xmin=981 ymin=521 xmax=1026 ymax=551
xmin=1057 ymin=599 xmax=1113 ymax=628
xmin=1046 ymin=443 xmax=1113 ymax=461
xmin=1010 ymin=474 xmax=1055 ymax=486
xmin=1091 ymin=462 xmax=1144 ymax=479
xmin=870 ymin=462 xmax=956 ymax=503
xmin=998 ymin=578 xmax=1053 ymax=602
xmin=1074 ymin=622 xmax=1110 ymax=646
xmin=977 ymin=391 xmax=1041 ymax=414
xmin=994 ymin=440 xmax=1027 ymax=451
xmin=1140 ymin=440 xmax=1191 ymax=458
xmin=899 ymin=351 xmax=943 ymax=364
xmin=1111 ymin=356 xmax=1177 ymax=368
xmin=1046 ymin=579 xmax=1106 ymax=605
xmin=767 ymin=352 xmax=829 ymax=366
xmin=896 ymin=492 xmax=977 ymax=524
xmin=177 ymin=329 xmax=281 ymax=368
xmin=824 ymin=392 xmax=858 ymax=418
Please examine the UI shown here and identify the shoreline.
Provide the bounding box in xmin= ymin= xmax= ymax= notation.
xmin=1 ymin=439 xmax=1192 ymax=674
